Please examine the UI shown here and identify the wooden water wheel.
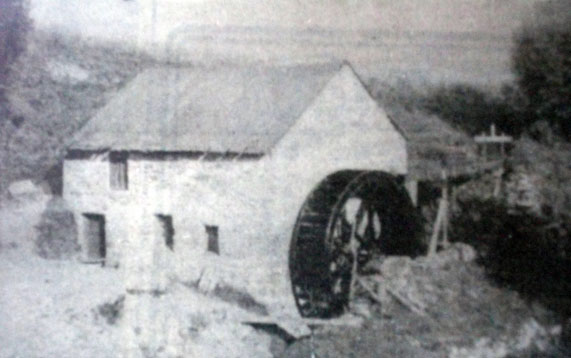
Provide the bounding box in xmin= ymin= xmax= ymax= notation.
xmin=289 ymin=171 xmax=423 ymax=318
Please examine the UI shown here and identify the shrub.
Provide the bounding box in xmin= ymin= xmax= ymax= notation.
xmin=451 ymin=198 xmax=571 ymax=316
xmin=34 ymin=197 xmax=79 ymax=259
xmin=97 ymin=295 xmax=125 ymax=325
xmin=512 ymin=0 xmax=571 ymax=141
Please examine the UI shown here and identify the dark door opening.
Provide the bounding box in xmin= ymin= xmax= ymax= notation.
xmin=83 ymin=214 xmax=106 ymax=262
xmin=205 ymin=225 xmax=219 ymax=254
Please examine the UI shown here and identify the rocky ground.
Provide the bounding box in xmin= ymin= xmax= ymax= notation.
xmin=0 ymin=195 xmax=568 ymax=358
xmin=280 ymin=246 xmax=567 ymax=358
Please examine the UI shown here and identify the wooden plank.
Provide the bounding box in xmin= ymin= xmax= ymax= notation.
xmin=80 ymin=258 xmax=106 ymax=265
xmin=428 ymin=171 xmax=449 ymax=257
xmin=302 ymin=316 xmax=364 ymax=327
xmin=474 ymin=136 xmax=513 ymax=143
xmin=428 ymin=198 xmax=444 ymax=257
xmin=493 ymin=167 xmax=504 ymax=198
xmin=441 ymin=181 xmax=449 ymax=248
xmin=404 ymin=179 xmax=418 ymax=206
xmin=348 ymin=223 xmax=359 ymax=303
xmin=244 ymin=315 xmax=363 ymax=327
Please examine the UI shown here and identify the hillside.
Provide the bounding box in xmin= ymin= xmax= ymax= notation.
xmin=0 ymin=29 xmax=515 ymax=193
xmin=1 ymin=31 xmax=155 ymax=190
xmin=30 ymin=0 xmax=523 ymax=86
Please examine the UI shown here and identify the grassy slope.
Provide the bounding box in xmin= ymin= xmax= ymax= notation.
xmin=2 ymin=31 xmax=154 ymax=187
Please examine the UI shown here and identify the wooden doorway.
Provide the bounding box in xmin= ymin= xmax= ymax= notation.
xmin=83 ymin=214 xmax=106 ymax=263
xmin=205 ymin=225 xmax=219 ymax=254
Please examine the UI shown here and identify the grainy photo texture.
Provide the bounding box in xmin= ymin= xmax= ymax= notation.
xmin=0 ymin=1 xmax=570 ymax=357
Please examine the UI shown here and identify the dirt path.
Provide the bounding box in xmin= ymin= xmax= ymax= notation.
xmin=0 ymin=197 xmax=123 ymax=358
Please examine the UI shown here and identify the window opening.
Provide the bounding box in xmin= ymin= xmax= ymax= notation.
xmin=205 ymin=225 xmax=219 ymax=254
xmin=156 ymin=215 xmax=174 ymax=251
xmin=110 ymin=151 xmax=128 ymax=190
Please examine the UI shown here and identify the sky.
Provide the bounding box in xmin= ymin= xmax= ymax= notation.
xmin=29 ymin=0 xmax=544 ymax=86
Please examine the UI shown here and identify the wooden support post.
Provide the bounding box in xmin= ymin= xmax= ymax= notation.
xmin=441 ymin=180 xmax=449 ymax=248
xmin=450 ymin=185 xmax=457 ymax=214
xmin=493 ymin=167 xmax=504 ymax=198
xmin=482 ymin=142 xmax=488 ymax=161
xmin=404 ymin=178 xmax=419 ymax=207
xmin=428 ymin=171 xmax=449 ymax=257
xmin=428 ymin=199 xmax=443 ymax=257
xmin=348 ymin=223 xmax=359 ymax=304
xmin=474 ymin=124 xmax=513 ymax=162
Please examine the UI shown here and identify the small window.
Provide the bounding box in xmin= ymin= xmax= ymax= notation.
xmin=156 ymin=215 xmax=174 ymax=251
xmin=205 ymin=225 xmax=219 ymax=254
xmin=110 ymin=152 xmax=128 ymax=190
xmin=83 ymin=213 xmax=106 ymax=262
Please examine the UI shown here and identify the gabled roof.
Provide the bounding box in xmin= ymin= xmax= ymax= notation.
xmin=384 ymin=106 xmax=479 ymax=180
xmin=69 ymin=62 xmax=481 ymax=180
xmin=69 ymin=63 xmax=339 ymax=154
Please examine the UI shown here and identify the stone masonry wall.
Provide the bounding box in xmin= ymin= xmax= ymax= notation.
xmin=62 ymin=67 xmax=409 ymax=313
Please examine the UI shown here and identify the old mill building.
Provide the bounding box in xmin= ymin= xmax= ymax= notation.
xmin=64 ymin=62 xmax=479 ymax=317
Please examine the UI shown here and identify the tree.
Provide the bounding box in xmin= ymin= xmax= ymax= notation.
xmin=0 ymin=0 xmax=30 ymax=87
xmin=368 ymin=79 xmax=528 ymax=136
xmin=512 ymin=0 xmax=571 ymax=141
xmin=0 ymin=0 xmax=30 ymax=192
xmin=423 ymin=84 xmax=530 ymax=136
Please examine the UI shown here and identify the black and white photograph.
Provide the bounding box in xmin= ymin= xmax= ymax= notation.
xmin=0 ymin=1 xmax=569 ymax=357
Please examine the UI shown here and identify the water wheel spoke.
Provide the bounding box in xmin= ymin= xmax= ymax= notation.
xmin=329 ymin=255 xmax=350 ymax=283
xmin=371 ymin=210 xmax=382 ymax=240
xmin=294 ymin=284 xmax=329 ymax=316
xmin=293 ymin=286 xmax=311 ymax=310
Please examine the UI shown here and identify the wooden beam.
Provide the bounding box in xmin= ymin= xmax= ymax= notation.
xmin=404 ymin=179 xmax=419 ymax=206
xmin=242 ymin=315 xmax=364 ymax=328
xmin=428 ymin=171 xmax=449 ymax=257
xmin=302 ymin=316 xmax=364 ymax=327
xmin=474 ymin=135 xmax=513 ymax=144
xmin=493 ymin=167 xmax=504 ymax=198
xmin=357 ymin=277 xmax=427 ymax=317
xmin=428 ymin=198 xmax=445 ymax=257
xmin=442 ymin=181 xmax=449 ymax=248
xmin=348 ymin=223 xmax=359 ymax=304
